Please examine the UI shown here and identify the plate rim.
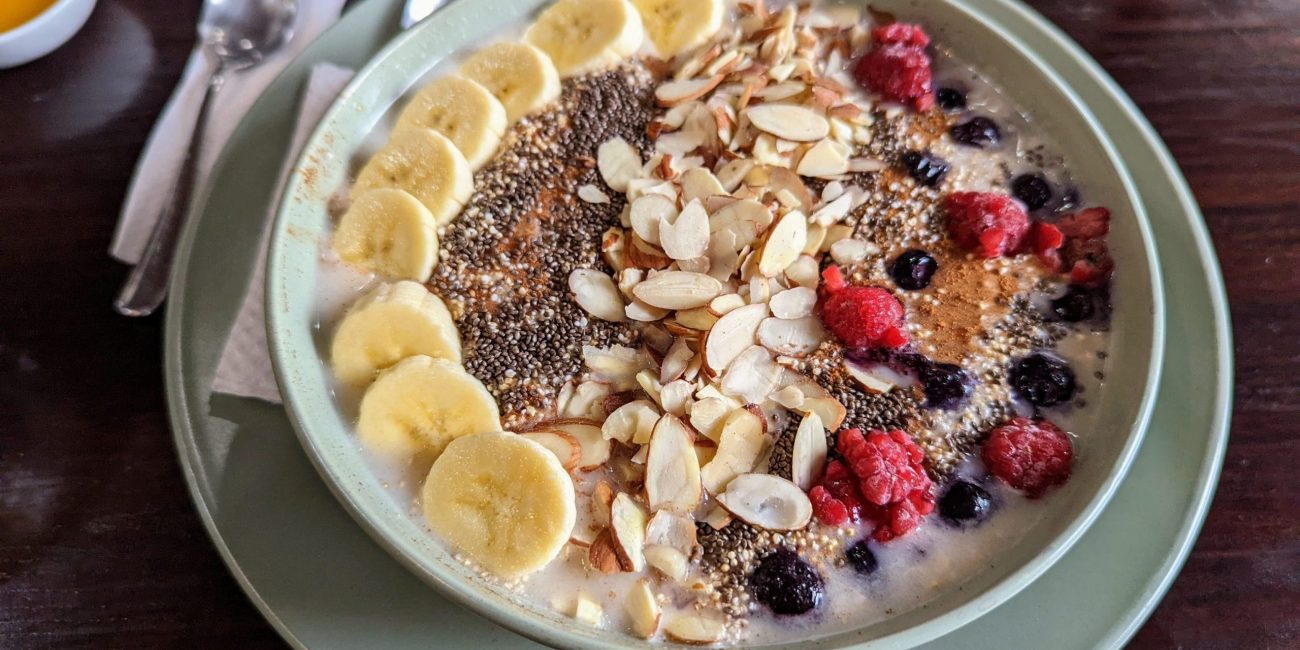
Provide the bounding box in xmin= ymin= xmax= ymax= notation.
xmin=162 ymin=0 xmax=1231 ymax=648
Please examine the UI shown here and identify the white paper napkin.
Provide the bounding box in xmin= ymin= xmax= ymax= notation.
xmin=212 ymin=63 xmax=355 ymax=403
xmin=109 ymin=0 xmax=347 ymax=264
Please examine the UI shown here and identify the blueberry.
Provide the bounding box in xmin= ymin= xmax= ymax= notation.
xmin=939 ymin=480 xmax=993 ymax=524
xmin=919 ymin=362 xmax=973 ymax=410
xmin=891 ymin=249 xmax=939 ymax=290
xmin=900 ymin=151 xmax=950 ymax=188
xmin=846 ymin=540 xmax=879 ymax=575
xmin=935 ymin=87 xmax=966 ymax=111
xmin=1011 ymin=174 xmax=1053 ymax=211
xmin=1050 ymin=285 xmax=1095 ymax=322
xmin=950 ymin=117 xmax=1001 ymax=148
xmin=1009 ymin=353 xmax=1077 ymax=408
xmin=750 ymin=549 xmax=825 ymax=615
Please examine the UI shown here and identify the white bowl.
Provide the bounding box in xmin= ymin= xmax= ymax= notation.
xmin=0 ymin=0 xmax=96 ymax=69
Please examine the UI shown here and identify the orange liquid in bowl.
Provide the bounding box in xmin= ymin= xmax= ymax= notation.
xmin=0 ymin=0 xmax=59 ymax=34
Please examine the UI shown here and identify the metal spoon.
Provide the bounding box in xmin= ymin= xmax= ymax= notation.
xmin=115 ymin=0 xmax=297 ymax=317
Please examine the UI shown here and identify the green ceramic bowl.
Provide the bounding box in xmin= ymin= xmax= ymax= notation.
xmin=266 ymin=0 xmax=1165 ymax=647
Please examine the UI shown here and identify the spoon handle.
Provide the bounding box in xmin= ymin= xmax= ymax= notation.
xmin=115 ymin=66 xmax=226 ymax=317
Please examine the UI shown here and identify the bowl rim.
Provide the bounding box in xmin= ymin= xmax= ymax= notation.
xmin=0 ymin=0 xmax=91 ymax=42
xmin=265 ymin=0 xmax=1166 ymax=647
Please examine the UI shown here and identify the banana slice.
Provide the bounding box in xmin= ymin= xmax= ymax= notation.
xmin=394 ymin=75 xmax=508 ymax=170
xmin=357 ymin=355 xmax=500 ymax=461
xmin=331 ymin=281 xmax=461 ymax=385
xmin=459 ymin=42 xmax=561 ymax=122
xmin=353 ymin=128 xmax=473 ymax=226
xmin=422 ymin=431 xmax=576 ymax=578
xmin=333 ymin=189 xmax=439 ymax=281
xmin=524 ymin=0 xmax=644 ymax=78
xmin=631 ymin=0 xmax=725 ymax=58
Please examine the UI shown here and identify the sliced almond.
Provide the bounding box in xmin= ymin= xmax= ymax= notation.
xmin=695 ymin=442 xmax=718 ymax=467
xmin=799 ymin=395 xmax=847 ymax=430
xmin=645 ymin=414 xmax=702 ymax=512
xmin=589 ymin=529 xmax=623 ymax=574
xmin=659 ymin=379 xmax=695 ymax=416
xmin=601 ymin=228 xmax=626 ymax=273
xmin=845 ymin=361 xmax=896 ymax=394
xmin=791 ymin=412 xmax=827 ymax=491
xmin=702 ymin=504 xmax=733 ymax=529
xmin=584 ymin=344 xmax=648 ymax=390
xmin=569 ymin=525 xmax=597 ymax=548
xmin=577 ymin=184 xmax=611 ymax=204
xmin=659 ymin=337 xmax=694 ymax=383
xmin=643 ymin=545 xmax=690 ymax=583
xmin=848 ymin=157 xmax=887 ymax=173
xmin=547 ymin=420 xmax=611 ymax=471
xmin=795 ymin=139 xmax=851 ymax=178
xmin=721 ymin=345 xmax=781 ymax=404
xmin=757 ymin=210 xmax=808 ymax=277
xmin=520 ymin=431 xmax=581 ymax=473
xmin=675 ymin=306 xmax=719 ymax=331
xmin=705 ymin=229 xmax=742 ymax=282
xmin=802 ymin=222 xmax=827 ymax=256
xmin=625 ymin=234 xmax=673 ymax=270
xmin=708 ymin=293 xmax=747 ymax=316
xmin=748 ymin=276 xmax=771 ymax=304
xmin=630 ymin=194 xmax=676 ymax=246
xmin=770 ymin=385 xmax=805 ymax=409
xmin=679 ymin=168 xmax=726 ymax=204
xmin=562 ymin=381 xmax=612 ymax=420
xmin=810 ymin=192 xmax=853 ymax=225
xmin=769 ymin=286 xmax=816 ymax=319
xmin=677 ymin=255 xmax=711 ymax=273
xmin=597 ymin=137 xmax=642 ymax=192
xmin=660 ymin=199 xmax=710 ymax=261
xmin=664 ymin=614 xmax=725 ymax=645
xmin=830 ymin=237 xmax=872 ymax=266
xmin=715 ymin=473 xmax=812 ymax=531
xmin=592 ymin=480 xmax=615 ymax=525
xmin=625 ymin=580 xmax=662 ymax=639
xmin=626 ymin=298 xmax=671 ymax=322
xmin=687 ymin=396 xmax=732 ymax=442
xmin=702 ymin=303 xmax=768 ymax=374
xmin=616 ymin=267 xmax=644 ymax=300
xmin=765 ymin=168 xmax=815 ymax=213
xmin=633 ymin=271 xmax=723 ymax=310
xmin=745 ymin=104 xmax=829 ymax=142
xmin=716 ymin=158 xmax=756 ymax=192
xmin=755 ymin=80 xmax=806 ymax=101
xmin=757 ymin=316 xmax=824 ymax=357
xmin=573 ymin=592 xmax=604 ymax=625
xmin=655 ymin=75 xmax=725 ymax=107
xmin=630 ymin=444 xmax=650 ymax=464
xmin=645 ymin=510 xmax=697 ymax=556
xmin=603 ymin=399 xmax=661 ymax=444
xmin=784 ymin=254 xmax=820 ymax=289
xmin=710 ymin=198 xmax=772 ymax=248
xmin=700 ymin=406 xmax=768 ymax=494
xmin=610 ymin=492 xmax=648 ymax=571
xmin=569 ymin=269 xmax=626 ymax=323
xmin=637 ymin=369 xmax=664 ymax=407
xmin=750 ymin=133 xmax=788 ymax=167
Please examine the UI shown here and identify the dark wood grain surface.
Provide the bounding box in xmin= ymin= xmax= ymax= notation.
xmin=0 ymin=0 xmax=1296 ymax=647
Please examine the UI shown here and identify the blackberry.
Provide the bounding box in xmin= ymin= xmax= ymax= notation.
xmin=750 ymin=549 xmax=825 ymax=615
xmin=890 ymin=249 xmax=938 ymax=290
xmin=919 ymin=361 xmax=973 ymax=410
xmin=1011 ymin=174 xmax=1053 ymax=211
xmin=900 ymin=150 xmax=950 ymax=187
xmin=935 ymin=87 xmax=966 ymax=111
xmin=846 ymin=540 xmax=879 ymax=576
xmin=1009 ymin=353 xmax=1077 ymax=408
xmin=1050 ymin=285 xmax=1095 ymax=322
xmin=939 ymin=480 xmax=993 ymax=524
xmin=950 ymin=116 xmax=1001 ymax=148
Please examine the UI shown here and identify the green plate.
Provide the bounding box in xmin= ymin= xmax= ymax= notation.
xmin=164 ymin=0 xmax=1230 ymax=648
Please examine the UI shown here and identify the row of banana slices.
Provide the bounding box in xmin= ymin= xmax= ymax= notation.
xmin=332 ymin=0 xmax=726 ymax=284
xmin=328 ymin=0 xmax=730 ymax=582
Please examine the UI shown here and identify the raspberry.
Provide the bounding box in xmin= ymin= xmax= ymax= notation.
xmin=866 ymin=491 xmax=936 ymax=542
xmin=943 ymin=191 xmax=1030 ymax=258
xmin=811 ymin=459 xmax=866 ymax=526
xmin=983 ymin=418 xmax=1074 ymax=498
xmin=1056 ymin=207 xmax=1111 ymax=239
xmin=1030 ymin=221 xmax=1065 ymax=271
xmin=838 ymin=429 xmax=931 ymax=505
xmin=853 ymin=24 xmax=935 ymax=111
xmin=1061 ymin=237 xmax=1114 ymax=287
xmin=818 ymin=266 xmax=908 ymax=350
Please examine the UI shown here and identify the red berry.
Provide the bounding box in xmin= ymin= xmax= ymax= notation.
xmin=818 ymin=267 xmax=908 ymax=350
xmin=1030 ymin=221 xmax=1065 ymax=271
xmin=983 ymin=418 xmax=1074 ymax=498
xmin=1062 ymin=238 xmax=1114 ymax=287
xmin=835 ymin=428 xmax=935 ymax=541
xmin=810 ymin=485 xmax=850 ymax=526
xmin=853 ymin=23 xmax=935 ymax=111
xmin=1056 ymin=207 xmax=1111 ymax=239
xmin=811 ymin=459 xmax=867 ymax=525
xmin=944 ymin=191 xmax=1030 ymax=258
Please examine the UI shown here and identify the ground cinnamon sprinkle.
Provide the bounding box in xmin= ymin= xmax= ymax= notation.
xmin=910 ymin=243 xmax=1025 ymax=363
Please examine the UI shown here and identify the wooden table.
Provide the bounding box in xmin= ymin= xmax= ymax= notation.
xmin=0 ymin=0 xmax=1295 ymax=647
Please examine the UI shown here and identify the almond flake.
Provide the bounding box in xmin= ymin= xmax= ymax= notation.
xmin=810 ymin=192 xmax=853 ymax=225
xmin=716 ymin=473 xmax=812 ymax=531
xmin=659 ymin=337 xmax=694 ymax=383
xmin=659 ymin=379 xmax=694 ymax=416
xmin=830 ymin=238 xmax=872 ymax=266
xmin=645 ymin=415 xmax=702 ymax=512
xmin=577 ymin=184 xmax=610 ymax=203
xmin=520 ymin=431 xmax=581 ymax=473
xmin=848 ymin=157 xmax=887 ymax=173
xmin=757 ymin=210 xmax=807 ymax=277
xmin=844 ymin=361 xmax=898 ymax=394
xmin=769 ymin=286 xmax=816 ymax=319
xmin=630 ymin=194 xmax=676 ymax=246
xmin=609 ymin=492 xmax=648 ymax=571
xmin=745 ymin=104 xmax=829 ymax=141
xmin=601 ymin=227 xmax=626 ymax=272
xmin=583 ymin=344 xmax=648 ymax=390
xmin=715 ymin=158 xmax=756 ymax=192
xmin=603 ymin=399 xmax=661 ymax=444
xmin=795 ymin=139 xmax=851 ymax=178
xmin=660 ymin=199 xmax=711 ymax=260
xmin=655 ymin=75 xmax=725 ymax=107
xmin=664 ymin=614 xmax=725 ymax=645
xmin=757 ymin=316 xmax=824 ymax=356
xmin=702 ymin=303 xmax=767 ymax=374
xmin=569 ymin=269 xmax=626 ymax=322
xmin=699 ymin=406 xmax=766 ymax=494
xmin=597 ymin=138 xmax=642 ymax=192
xmin=770 ymin=385 xmax=805 ymax=409
xmin=720 ymin=345 xmax=780 ymax=404
xmin=784 ymin=254 xmax=819 ymax=288
xmin=790 ymin=412 xmax=827 ymax=491
xmin=626 ymin=298 xmax=671 ymax=322
xmin=679 ymin=168 xmax=726 ymax=204
xmin=708 ymin=293 xmax=747 ymax=316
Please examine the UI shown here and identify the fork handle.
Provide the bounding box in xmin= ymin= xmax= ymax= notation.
xmin=115 ymin=66 xmax=226 ymax=317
